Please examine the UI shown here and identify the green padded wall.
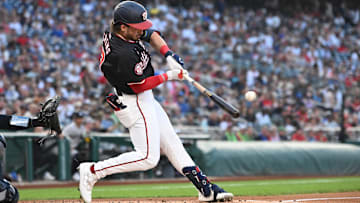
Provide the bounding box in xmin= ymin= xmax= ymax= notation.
xmin=196 ymin=141 xmax=360 ymax=176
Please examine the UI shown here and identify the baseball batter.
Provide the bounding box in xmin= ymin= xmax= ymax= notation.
xmin=78 ymin=1 xmax=233 ymax=202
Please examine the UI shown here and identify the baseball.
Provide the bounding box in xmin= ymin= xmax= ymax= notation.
xmin=245 ymin=91 xmax=257 ymax=101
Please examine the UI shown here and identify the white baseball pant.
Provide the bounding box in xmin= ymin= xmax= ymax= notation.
xmin=93 ymin=90 xmax=195 ymax=178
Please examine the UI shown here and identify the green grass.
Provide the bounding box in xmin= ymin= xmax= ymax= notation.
xmin=19 ymin=176 xmax=360 ymax=200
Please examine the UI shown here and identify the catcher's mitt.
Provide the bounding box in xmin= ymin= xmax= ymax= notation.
xmin=37 ymin=96 xmax=62 ymax=145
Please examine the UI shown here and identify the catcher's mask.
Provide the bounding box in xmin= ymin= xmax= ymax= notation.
xmin=113 ymin=1 xmax=152 ymax=30
xmin=0 ymin=179 xmax=19 ymax=203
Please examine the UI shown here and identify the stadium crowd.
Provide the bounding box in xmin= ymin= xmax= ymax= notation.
xmin=1 ymin=0 xmax=360 ymax=142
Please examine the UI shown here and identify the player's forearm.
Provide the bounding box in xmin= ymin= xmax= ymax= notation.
xmin=0 ymin=115 xmax=40 ymax=130
xmin=129 ymin=73 xmax=168 ymax=93
xmin=129 ymin=69 xmax=187 ymax=93
xmin=149 ymin=32 xmax=169 ymax=55
xmin=149 ymin=32 xmax=184 ymax=69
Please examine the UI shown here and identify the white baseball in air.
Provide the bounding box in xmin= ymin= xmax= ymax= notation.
xmin=245 ymin=91 xmax=257 ymax=102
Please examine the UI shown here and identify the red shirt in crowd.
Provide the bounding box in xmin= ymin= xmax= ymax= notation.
xmin=292 ymin=130 xmax=307 ymax=141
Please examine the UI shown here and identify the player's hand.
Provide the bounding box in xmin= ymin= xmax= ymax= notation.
xmin=106 ymin=93 xmax=127 ymax=111
xmin=165 ymin=51 xmax=184 ymax=70
xmin=166 ymin=69 xmax=188 ymax=81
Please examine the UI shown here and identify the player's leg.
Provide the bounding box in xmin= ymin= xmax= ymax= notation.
xmin=0 ymin=115 xmax=47 ymax=131
xmin=94 ymin=114 xmax=160 ymax=177
xmin=154 ymin=101 xmax=233 ymax=202
xmin=94 ymin=92 xmax=160 ymax=176
xmin=79 ymin=91 xmax=161 ymax=202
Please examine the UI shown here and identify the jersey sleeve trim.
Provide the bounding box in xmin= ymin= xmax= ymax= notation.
xmin=128 ymin=80 xmax=146 ymax=85
xmin=129 ymin=73 xmax=167 ymax=94
xmin=140 ymin=29 xmax=162 ymax=43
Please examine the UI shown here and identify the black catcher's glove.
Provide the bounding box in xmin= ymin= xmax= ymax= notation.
xmin=37 ymin=96 xmax=62 ymax=145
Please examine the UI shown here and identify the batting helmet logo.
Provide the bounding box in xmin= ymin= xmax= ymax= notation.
xmin=142 ymin=11 xmax=147 ymax=21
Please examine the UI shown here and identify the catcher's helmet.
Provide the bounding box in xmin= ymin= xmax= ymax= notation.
xmin=0 ymin=179 xmax=19 ymax=203
xmin=113 ymin=1 xmax=152 ymax=30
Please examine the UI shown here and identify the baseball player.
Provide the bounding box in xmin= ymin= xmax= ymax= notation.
xmin=0 ymin=96 xmax=61 ymax=202
xmin=0 ymin=134 xmax=19 ymax=203
xmin=78 ymin=1 xmax=233 ymax=202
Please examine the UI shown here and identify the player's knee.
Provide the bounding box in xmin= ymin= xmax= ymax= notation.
xmin=142 ymin=154 xmax=160 ymax=170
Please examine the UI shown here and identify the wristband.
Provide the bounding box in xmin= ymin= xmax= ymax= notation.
xmin=164 ymin=50 xmax=173 ymax=58
xmin=161 ymin=73 xmax=168 ymax=81
xmin=160 ymin=45 xmax=170 ymax=56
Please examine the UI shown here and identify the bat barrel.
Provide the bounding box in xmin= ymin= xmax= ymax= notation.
xmin=184 ymin=75 xmax=240 ymax=118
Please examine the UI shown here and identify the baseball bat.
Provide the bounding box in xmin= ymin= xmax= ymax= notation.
xmin=184 ymin=75 xmax=240 ymax=118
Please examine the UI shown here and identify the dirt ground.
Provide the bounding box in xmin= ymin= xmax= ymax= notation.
xmin=19 ymin=192 xmax=360 ymax=203
xmin=17 ymin=177 xmax=360 ymax=203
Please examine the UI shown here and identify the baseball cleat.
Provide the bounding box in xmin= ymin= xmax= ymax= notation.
xmin=198 ymin=184 xmax=233 ymax=202
xmin=215 ymin=192 xmax=234 ymax=202
xmin=78 ymin=162 xmax=98 ymax=203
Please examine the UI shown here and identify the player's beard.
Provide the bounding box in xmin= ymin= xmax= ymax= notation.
xmin=133 ymin=34 xmax=142 ymax=41
xmin=123 ymin=26 xmax=143 ymax=41
xmin=124 ymin=32 xmax=141 ymax=41
xmin=131 ymin=29 xmax=143 ymax=41
xmin=133 ymin=32 xmax=143 ymax=41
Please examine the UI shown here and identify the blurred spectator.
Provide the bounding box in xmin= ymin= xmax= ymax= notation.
xmin=61 ymin=112 xmax=87 ymax=180
xmin=255 ymin=126 xmax=269 ymax=141
xmin=278 ymin=127 xmax=289 ymax=141
xmin=1 ymin=0 xmax=360 ymax=142
xmin=224 ymin=125 xmax=238 ymax=142
xmin=255 ymin=108 xmax=272 ymax=127
xmin=291 ymin=128 xmax=307 ymax=141
xmin=268 ymin=125 xmax=280 ymax=141
xmin=237 ymin=126 xmax=254 ymax=141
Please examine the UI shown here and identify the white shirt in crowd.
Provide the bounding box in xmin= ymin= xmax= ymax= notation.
xmin=62 ymin=122 xmax=86 ymax=155
xmin=246 ymin=68 xmax=259 ymax=88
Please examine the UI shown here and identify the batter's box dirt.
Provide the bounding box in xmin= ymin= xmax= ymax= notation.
xmin=18 ymin=192 xmax=360 ymax=203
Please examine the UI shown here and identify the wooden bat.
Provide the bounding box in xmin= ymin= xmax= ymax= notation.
xmin=184 ymin=75 xmax=240 ymax=118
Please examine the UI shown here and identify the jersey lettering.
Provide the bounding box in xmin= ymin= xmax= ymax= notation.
xmin=139 ymin=41 xmax=146 ymax=51
xmin=99 ymin=32 xmax=111 ymax=69
xmin=134 ymin=51 xmax=149 ymax=75
xmin=99 ymin=46 xmax=105 ymax=68
xmin=101 ymin=31 xmax=155 ymax=94
xmin=103 ymin=32 xmax=111 ymax=55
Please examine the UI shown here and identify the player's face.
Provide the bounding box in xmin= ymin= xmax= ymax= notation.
xmin=123 ymin=26 xmax=144 ymax=41
xmin=74 ymin=117 xmax=83 ymax=126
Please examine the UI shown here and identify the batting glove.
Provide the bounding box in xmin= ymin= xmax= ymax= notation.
xmin=106 ymin=93 xmax=127 ymax=111
xmin=165 ymin=51 xmax=184 ymax=70
xmin=166 ymin=69 xmax=188 ymax=81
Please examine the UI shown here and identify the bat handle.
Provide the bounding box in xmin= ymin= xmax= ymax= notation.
xmin=183 ymin=74 xmax=193 ymax=83
xmin=183 ymin=75 xmax=209 ymax=94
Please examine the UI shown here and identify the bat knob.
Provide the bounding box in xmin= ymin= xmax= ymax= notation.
xmin=232 ymin=111 xmax=240 ymax=118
